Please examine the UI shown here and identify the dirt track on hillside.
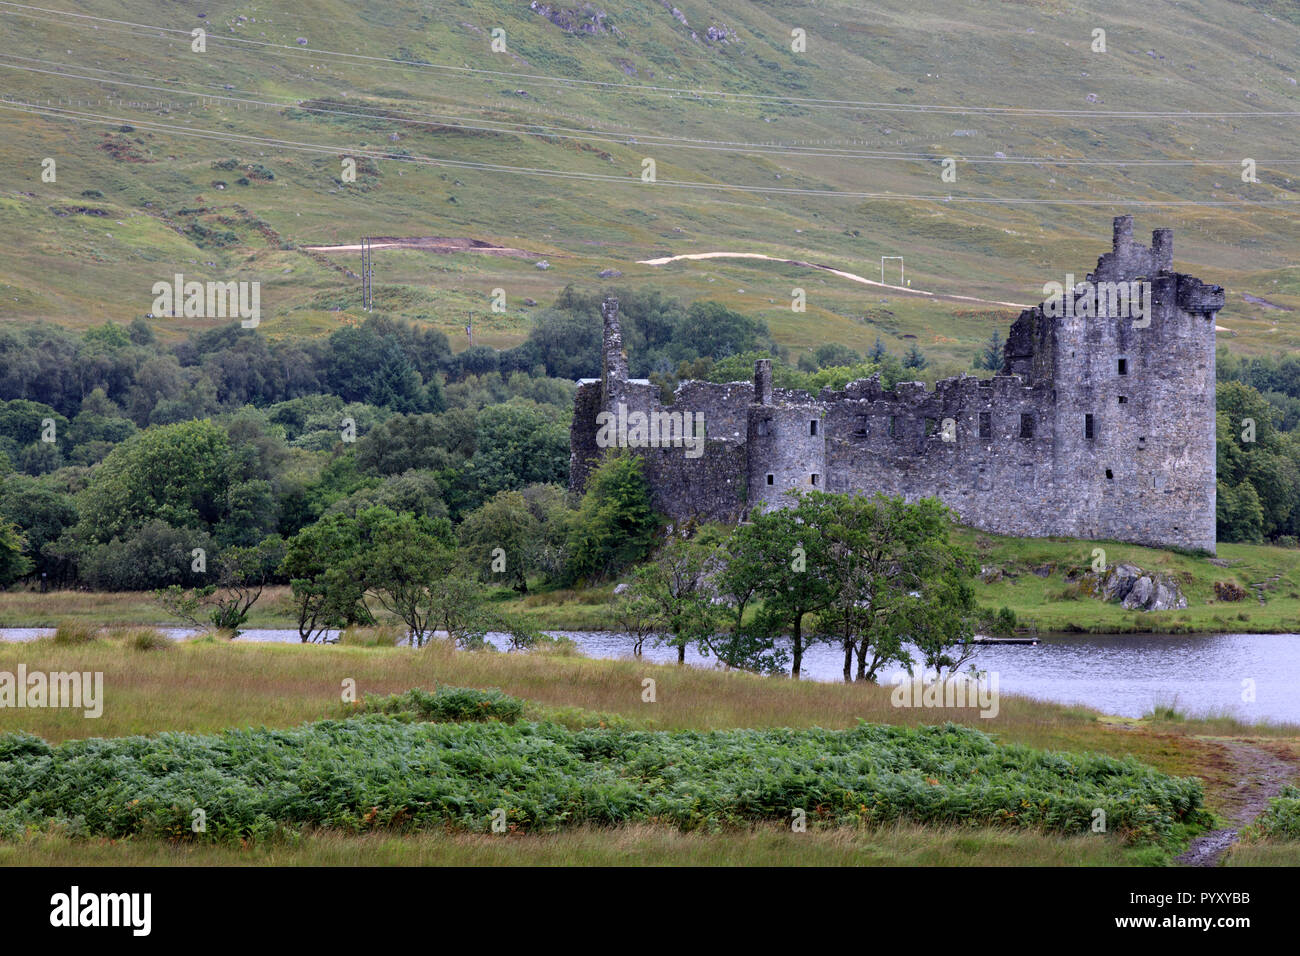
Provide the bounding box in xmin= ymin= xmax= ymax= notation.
xmin=303 ymin=236 xmax=538 ymax=257
xmin=639 ymin=251 xmax=1031 ymax=310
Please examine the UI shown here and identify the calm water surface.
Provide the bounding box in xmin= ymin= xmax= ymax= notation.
xmin=3 ymin=628 xmax=1296 ymax=724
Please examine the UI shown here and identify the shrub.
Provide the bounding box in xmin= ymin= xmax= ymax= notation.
xmin=0 ymin=719 xmax=1207 ymax=844
xmin=51 ymin=621 xmax=100 ymax=645
xmin=120 ymin=628 xmax=170 ymax=651
xmin=1243 ymin=786 xmax=1300 ymax=841
xmin=359 ymin=686 xmax=525 ymax=724
xmin=1214 ymin=581 xmax=1248 ymax=602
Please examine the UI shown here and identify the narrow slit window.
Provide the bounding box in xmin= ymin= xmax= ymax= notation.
xmin=809 ymin=419 xmax=818 ymax=436
xmin=1105 ymin=468 xmax=1114 ymax=480
xmin=1085 ymin=414 xmax=1095 ymax=440
xmin=766 ymin=473 xmax=774 ymax=486
xmin=889 ymin=415 xmax=897 ymax=438
xmin=1019 ymin=413 xmax=1034 ymax=439
xmin=757 ymin=419 xmax=769 ymax=437
xmin=810 ymin=473 xmax=819 ymax=486
xmin=978 ymin=412 xmax=992 ymax=439
xmin=1118 ymin=358 xmax=1128 ymax=375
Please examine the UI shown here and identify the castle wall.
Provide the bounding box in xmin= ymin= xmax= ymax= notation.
xmin=570 ymin=218 xmax=1222 ymax=552
xmin=567 ymin=379 xmax=604 ymax=495
xmin=748 ymin=393 xmax=827 ymax=509
xmin=814 ymin=375 xmax=1065 ymax=536
xmin=672 ymin=379 xmax=753 ymax=443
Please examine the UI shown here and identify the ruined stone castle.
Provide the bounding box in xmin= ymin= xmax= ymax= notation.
xmin=569 ymin=217 xmax=1224 ymax=552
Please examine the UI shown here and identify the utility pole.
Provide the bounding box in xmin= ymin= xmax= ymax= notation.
xmin=361 ymin=237 xmax=373 ymax=311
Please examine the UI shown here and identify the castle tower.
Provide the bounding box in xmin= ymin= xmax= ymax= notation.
xmin=600 ymin=296 xmax=628 ymax=408
xmin=1042 ymin=217 xmax=1222 ymax=552
xmin=748 ymin=358 xmax=827 ymax=511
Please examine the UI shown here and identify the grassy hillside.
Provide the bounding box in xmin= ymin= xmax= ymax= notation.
xmin=1 ymin=0 xmax=1298 ymax=366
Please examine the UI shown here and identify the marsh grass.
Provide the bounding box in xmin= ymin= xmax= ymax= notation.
xmin=0 ymin=821 xmax=1144 ymax=867
xmin=115 ymin=627 xmax=170 ymax=652
xmin=51 ymin=621 xmax=100 ymax=646
xmin=0 ymin=640 xmax=1244 ymax=776
xmin=340 ymin=625 xmax=404 ymax=647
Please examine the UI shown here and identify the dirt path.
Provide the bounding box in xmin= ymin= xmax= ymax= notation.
xmin=303 ymin=236 xmax=538 ymax=258
xmin=638 ymin=251 xmax=1031 ymax=310
xmin=1175 ymin=738 xmax=1298 ymax=866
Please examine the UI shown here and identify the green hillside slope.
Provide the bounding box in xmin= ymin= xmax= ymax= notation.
xmin=1 ymin=0 xmax=1298 ymax=366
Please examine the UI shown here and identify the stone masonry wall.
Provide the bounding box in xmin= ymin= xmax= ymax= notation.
xmin=569 ymin=218 xmax=1223 ymax=552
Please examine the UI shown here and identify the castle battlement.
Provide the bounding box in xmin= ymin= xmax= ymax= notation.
xmin=570 ymin=218 xmax=1223 ymax=552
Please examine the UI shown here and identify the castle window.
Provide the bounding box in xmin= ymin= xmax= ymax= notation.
xmin=1019 ymin=413 xmax=1034 ymax=439
xmin=1085 ymin=414 xmax=1095 ymax=440
xmin=978 ymin=412 xmax=991 ymax=439
xmin=889 ymin=415 xmax=897 ymax=438
xmin=1105 ymin=468 xmax=1114 ymax=480
xmin=757 ymin=419 xmax=770 ymax=437
xmin=1138 ymin=436 xmax=1147 ymax=450
xmin=853 ymin=415 xmax=867 ymax=435
xmin=1118 ymin=395 xmax=1128 ymax=405
xmin=766 ymin=473 xmax=774 ymax=486
xmin=925 ymin=417 xmax=937 ymax=436
xmin=1118 ymin=358 xmax=1128 ymax=375
xmin=810 ymin=473 xmax=819 ymax=486
xmin=810 ymin=419 xmax=819 ymax=436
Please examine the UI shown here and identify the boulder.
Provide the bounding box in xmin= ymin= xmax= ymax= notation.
xmin=1095 ymin=563 xmax=1187 ymax=611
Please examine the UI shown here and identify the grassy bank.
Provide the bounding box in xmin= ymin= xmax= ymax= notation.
xmin=7 ymin=533 xmax=1300 ymax=636
xmin=955 ymin=531 xmax=1300 ymax=634
xmin=504 ymin=532 xmax=1300 ymax=634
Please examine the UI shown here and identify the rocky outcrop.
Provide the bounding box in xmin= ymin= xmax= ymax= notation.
xmin=1096 ymin=563 xmax=1188 ymax=611
xmin=529 ymin=3 xmax=617 ymax=35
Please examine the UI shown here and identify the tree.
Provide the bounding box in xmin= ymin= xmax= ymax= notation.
xmin=281 ymin=513 xmax=375 ymax=643
xmin=675 ymin=301 xmax=771 ymax=361
xmin=151 ymin=536 xmax=285 ymax=634
xmin=525 ymin=307 xmax=601 ymax=379
xmin=458 ymin=490 xmax=540 ymax=592
xmin=720 ymin=500 xmax=834 ymax=679
xmin=74 ymin=420 xmax=234 ymax=543
xmin=1216 ymin=381 xmax=1300 ymax=541
xmin=0 ymin=519 xmax=32 ymax=587
xmin=798 ymin=492 xmax=904 ymax=682
xmin=0 ymin=475 xmax=78 ymax=583
xmin=902 ymin=343 xmax=929 ymax=370
xmin=626 ymin=535 xmax=724 ymax=665
xmin=975 ymin=330 xmax=1004 ymax=372
xmin=206 ymin=537 xmax=286 ymax=632
xmin=350 ymin=506 xmax=485 ymax=647
xmin=79 ymin=521 xmax=213 ymax=591
xmin=469 ymin=403 xmax=570 ymax=502
xmin=812 ymin=342 xmax=862 ymax=369
xmin=804 ymin=493 xmax=977 ymax=682
xmin=604 ymin=586 xmax=659 ymax=657
xmin=868 ymin=337 xmax=887 ymax=362
xmin=355 ymin=410 xmax=474 ymax=475
xmin=564 ymin=454 xmax=659 ymax=583
xmin=326 ymin=326 xmax=432 ymax=412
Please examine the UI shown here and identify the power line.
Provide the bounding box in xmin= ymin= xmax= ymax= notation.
xmin=4 ymin=98 xmax=1296 ymax=206
xmin=4 ymin=57 xmax=1299 ymax=168
xmin=4 ymin=1 xmax=1300 ymax=119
